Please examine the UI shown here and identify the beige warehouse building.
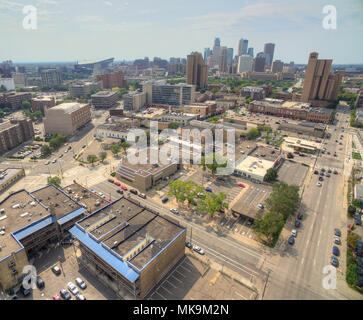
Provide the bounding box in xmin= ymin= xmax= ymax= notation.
xmin=43 ymin=102 xmax=91 ymax=136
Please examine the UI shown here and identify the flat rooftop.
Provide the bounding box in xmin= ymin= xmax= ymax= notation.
xmin=31 ymin=185 xmax=82 ymax=220
xmin=235 ymin=156 xmax=275 ymax=177
xmin=72 ymin=197 xmax=184 ymax=274
xmin=0 ymin=190 xmax=50 ymax=260
xmin=249 ymin=145 xmax=280 ymax=162
xmin=283 ymin=137 xmax=322 ymax=149
xmin=62 ymin=183 xmax=108 ymax=215
xmin=50 ymin=102 xmax=88 ymax=114
xmin=0 ymin=168 xmax=24 ymax=186
xmin=91 ymin=91 xmax=117 ymax=98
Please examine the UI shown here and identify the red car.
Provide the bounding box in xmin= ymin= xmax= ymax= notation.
xmin=121 ymin=186 xmax=127 ymax=191
xmin=238 ymin=183 xmax=246 ymax=188
xmin=114 ymin=181 xmax=121 ymax=186
xmin=53 ymin=294 xmax=61 ymax=300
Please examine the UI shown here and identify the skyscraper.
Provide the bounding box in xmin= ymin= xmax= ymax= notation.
xmin=204 ymin=48 xmax=212 ymax=63
xmin=271 ymin=60 xmax=283 ymax=73
xmin=237 ymin=55 xmax=253 ymax=73
xmin=238 ymin=39 xmax=249 ymax=56
xmin=247 ymin=48 xmax=254 ymax=58
xmin=214 ymin=37 xmax=221 ymax=47
xmin=263 ymin=43 xmax=275 ymax=67
xmin=253 ymin=53 xmax=266 ymax=72
xmin=219 ymin=47 xmax=228 ymax=73
xmin=301 ymin=52 xmax=344 ymax=103
xmin=212 ymin=38 xmax=221 ymax=67
xmin=186 ymin=52 xmax=208 ymax=89
xmin=227 ymin=48 xmax=234 ymax=66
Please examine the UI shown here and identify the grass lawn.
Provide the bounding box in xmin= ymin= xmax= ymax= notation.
xmin=352 ymin=152 xmax=362 ymax=160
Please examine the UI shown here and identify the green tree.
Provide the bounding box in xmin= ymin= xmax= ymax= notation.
xmin=87 ymin=154 xmax=98 ymax=166
xmin=0 ymin=110 xmax=4 ymax=118
xmin=47 ymin=176 xmax=61 ymax=187
xmin=197 ymin=192 xmax=229 ymax=218
xmin=346 ymin=261 xmax=358 ymax=286
xmin=120 ymin=141 xmax=130 ymax=153
xmin=265 ymin=182 xmax=300 ymax=220
xmin=247 ymin=128 xmax=259 ymax=140
xmin=254 ymin=212 xmax=285 ymax=244
xmin=168 ymin=180 xmax=187 ymax=203
xmin=264 ymin=168 xmax=278 ymax=182
xmin=201 ymin=153 xmax=227 ymax=176
xmin=21 ymin=100 xmax=31 ymax=110
xmin=41 ymin=144 xmax=52 ymax=157
xmin=352 ymin=199 xmax=361 ymax=208
xmin=347 ymin=231 xmax=360 ymax=249
xmin=110 ymin=144 xmax=121 ymax=157
xmin=99 ymin=151 xmax=107 ymax=163
xmin=169 ymin=122 xmax=180 ymax=129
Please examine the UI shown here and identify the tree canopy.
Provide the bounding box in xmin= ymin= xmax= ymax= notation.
xmin=47 ymin=176 xmax=61 ymax=187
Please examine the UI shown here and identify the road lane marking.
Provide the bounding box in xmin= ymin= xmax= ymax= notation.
xmin=234 ymin=291 xmax=247 ymax=300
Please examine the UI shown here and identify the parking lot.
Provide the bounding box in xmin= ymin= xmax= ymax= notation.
xmin=22 ymin=243 xmax=117 ymax=300
xmin=147 ymin=254 xmax=256 ymax=300
xmin=277 ymin=160 xmax=310 ymax=186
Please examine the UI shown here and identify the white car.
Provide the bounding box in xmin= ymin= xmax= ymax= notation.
xmin=75 ymin=277 xmax=87 ymax=290
xmin=193 ymin=245 xmax=205 ymax=255
xmin=76 ymin=293 xmax=86 ymax=300
xmin=170 ymin=208 xmax=179 ymax=215
xmin=45 ymin=161 xmax=50 ymax=165
xmin=317 ymin=182 xmax=322 ymax=187
xmin=67 ymin=282 xmax=79 ymax=296
xmin=257 ymin=203 xmax=264 ymax=210
xmin=52 ymin=159 xmax=57 ymax=163
xmin=291 ymin=229 xmax=297 ymax=237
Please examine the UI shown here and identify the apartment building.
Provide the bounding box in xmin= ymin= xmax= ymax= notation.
xmin=96 ymin=71 xmax=127 ymax=89
xmin=41 ymin=69 xmax=63 ymax=88
xmin=91 ymin=91 xmax=119 ymax=109
xmin=0 ymin=92 xmax=32 ymax=110
xmin=43 ymin=102 xmax=91 ymax=136
xmin=123 ymin=91 xmax=146 ymax=110
xmin=241 ymin=86 xmax=267 ymax=100
xmin=31 ymin=96 xmax=56 ymax=114
xmin=0 ymin=119 xmax=34 ymax=154
xmin=142 ymin=81 xmax=196 ymax=107
xmin=0 ymin=168 xmax=25 ymax=193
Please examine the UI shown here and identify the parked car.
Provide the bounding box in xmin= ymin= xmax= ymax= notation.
xmin=238 ymin=182 xmax=246 ymax=188
xmin=114 ymin=181 xmax=121 ymax=187
xmin=162 ymin=197 xmax=169 ymax=203
xmin=52 ymin=159 xmax=57 ymax=163
xmin=45 ymin=161 xmax=50 ymax=165
xmin=130 ymin=189 xmax=138 ymax=195
xmin=67 ymin=282 xmax=79 ymax=296
xmin=117 ymin=189 xmax=124 ymax=195
xmin=59 ymin=154 xmax=63 ymax=158
xmin=193 ymin=245 xmax=205 ymax=255
xmin=170 ymin=208 xmax=179 ymax=215
xmin=205 ymin=187 xmax=212 ymax=192
xmin=334 ymin=236 xmax=341 ymax=245
xmin=291 ymin=229 xmax=297 ymax=237
xmin=60 ymin=289 xmax=71 ymax=300
xmin=297 ymin=213 xmax=304 ymax=220
xmin=332 ymin=246 xmax=340 ymax=256
xmin=52 ymin=265 xmax=61 ymax=276
xmin=288 ymin=236 xmax=295 ymax=245
xmin=138 ymin=193 xmax=146 ymax=199
xmin=108 ymin=179 xmax=114 ymax=183
xmin=75 ymin=277 xmax=87 ymax=290
xmin=82 ymin=145 xmax=86 ymax=149
xmin=36 ymin=276 xmax=45 ymax=290
xmin=314 ymin=170 xmax=319 ymax=175
xmin=185 ymin=241 xmax=193 ymax=249
xmin=76 ymin=293 xmax=86 ymax=300
xmin=331 ymin=256 xmax=339 ymax=267
xmin=257 ymin=203 xmax=264 ymax=210
xmin=53 ymin=294 xmax=61 ymax=300
xmin=20 ymin=285 xmax=31 ymax=297
xmin=334 ymin=228 xmax=341 ymax=237
xmin=121 ymin=186 xmax=127 ymax=191
xmin=295 ymin=220 xmax=301 ymax=228
xmin=317 ymin=182 xmax=322 ymax=187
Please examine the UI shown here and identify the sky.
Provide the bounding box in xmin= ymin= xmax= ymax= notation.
xmin=0 ymin=0 xmax=362 ymax=64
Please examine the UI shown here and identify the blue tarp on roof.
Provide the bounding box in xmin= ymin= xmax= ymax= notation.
xmin=57 ymin=207 xmax=86 ymax=226
xmin=13 ymin=215 xmax=56 ymax=241
xmin=69 ymin=225 xmax=140 ymax=283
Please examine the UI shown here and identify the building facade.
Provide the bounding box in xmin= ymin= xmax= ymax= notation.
xmin=237 ymin=55 xmax=253 ymax=74
xmin=186 ymin=52 xmax=208 ymax=89
xmin=96 ymin=71 xmax=127 ymax=89
xmin=41 ymin=69 xmax=63 ymax=88
xmin=0 ymin=119 xmax=34 ymax=154
xmin=91 ymin=91 xmax=119 ymax=109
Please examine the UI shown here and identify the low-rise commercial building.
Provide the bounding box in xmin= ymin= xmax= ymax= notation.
xmin=278 ymin=122 xmax=326 ymax=138
xmin=69 ymin=197 xmax=186 ymax=299
xmin=91 ymin=91 xmax=119 ymax=109
xmin=43 ymin=102 xmax=91 ymax=136
xmin=0 ymin=168 xmax=25 ymax=193
xmin=0 ymin=119 xmax=34 ymax=154
xmin=159 ymin=112 xmax=199 ymax=126
xmin=69 ymin=81 xmax=101 ymax=98
xmin=96 ymin=124 xmax=134 ymax=141
xmin=183 ymin=102 xmax=217 ymax=119
xmin=249 ymin=99 xmax=333 ymax=123
xmin=283 ymin=137 xmax=321 ymax=154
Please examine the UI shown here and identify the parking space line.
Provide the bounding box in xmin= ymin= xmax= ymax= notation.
xmin=171 ymin=275 xmax=183 ymax=284
xmin=166 ymin=280 xmax=177 ymax=289
xmin=174 ymin=270 xmax=186 ymax=278
xmin=155 ymin=292 xmax=167 ymax=300
xmin=160 ymin=285 xmax=174 ymax=296
xmin=178 ymin=265 xmax=192 ymax=273
xmin=234 ymin=291 xmax=247 ymax=300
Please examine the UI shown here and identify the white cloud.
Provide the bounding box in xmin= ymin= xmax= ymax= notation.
xmin=104 ymin=1 xmax=112 ymax=6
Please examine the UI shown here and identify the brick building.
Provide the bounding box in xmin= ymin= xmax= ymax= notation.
xmin=0 ymin=119 xmax=34 ymax=154
xmin=96 ymin=71 xmax=127 ymax=89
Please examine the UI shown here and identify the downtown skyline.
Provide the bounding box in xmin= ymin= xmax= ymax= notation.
xmin=0 ymin=0 xmax=362 ymax=64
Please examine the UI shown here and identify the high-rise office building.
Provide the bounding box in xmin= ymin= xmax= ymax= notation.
xmin=253 ymin=53 xmax=266 ymax=72
xmin=238 ymin=39 xmax=249 ymax=56
xmin=212 ymin=38 xmax=221 ymax=67
xmin=263 ymin=43 xmax=275 ymax=66
xmin=214 ymin=37 xmax=221 ymax=47
xmin=227 ymin=48 xmax=234 ymax=66
xmin=186 ymin=52 xmax=208 ymax=89
xmin=219 ymin=47 xmax=228 ymax=73
xmin=301 ymin=52 xmax=344 ymax=103
xmin=237 ymin=55 xmax=253 ymax=73
xmin=271 ymin=60 xmax=284 ymax=73
xmin=247 ymin=48 xmax=254 ymax=58
xmin=204 ymin=48 xmax=212 ymax=63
